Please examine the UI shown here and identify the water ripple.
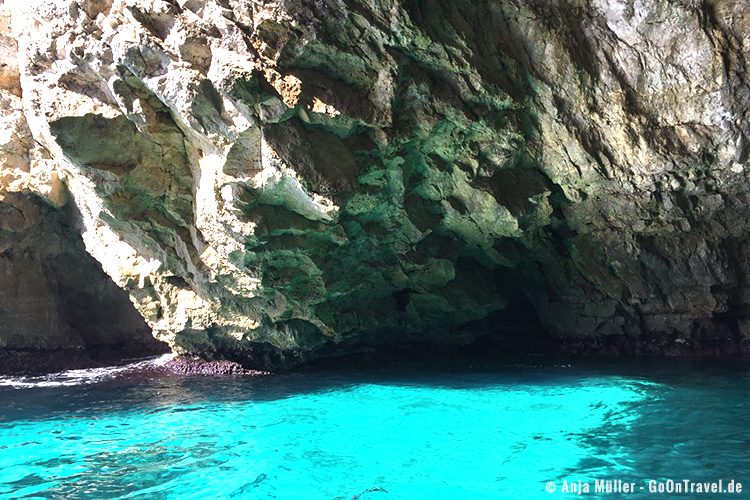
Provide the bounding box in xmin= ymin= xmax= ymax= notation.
xmin=0 ymin=362 xmax=748 ymax=498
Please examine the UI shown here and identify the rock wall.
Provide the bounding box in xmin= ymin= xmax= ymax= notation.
xmin=0 ymin=192 xmax=165 ymax=373
xmin=2 ymin=0 xmax=750 ymax=368
xmin=0 ymin=2 xmax=164 ymax=372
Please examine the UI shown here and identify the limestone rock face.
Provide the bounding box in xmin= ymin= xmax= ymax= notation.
xmin=0 ymin=191 xmax=164 ymax=368
xmin=0 ymin=2 xmax=162 ymax=371
xmin=3 ymin=0 xmax=750 ymax=367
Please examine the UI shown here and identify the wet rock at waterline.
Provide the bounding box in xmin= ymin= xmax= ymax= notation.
xmin=2 ymin=0 xmax=750 ymax=369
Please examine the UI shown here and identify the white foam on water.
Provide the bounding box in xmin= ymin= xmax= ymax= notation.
xmin=0 ymin=353 xmax=175 ymax=389
xmin=150 ymin=352 xmax=176 ymax=366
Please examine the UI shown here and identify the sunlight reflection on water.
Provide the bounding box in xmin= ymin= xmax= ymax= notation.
xmin=0 ymin=360 xmax=748 ymax=499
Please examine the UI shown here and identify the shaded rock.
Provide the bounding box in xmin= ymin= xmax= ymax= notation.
xmin=0 ymin=192 xmax=166 ymax=373
xmin=166 ymin=356 xmax=270 ymax=376
xmin=2 ymin=0 xmax=750 ymax=368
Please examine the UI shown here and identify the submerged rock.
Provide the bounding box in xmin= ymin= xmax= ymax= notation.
xmin=1 ymin=0 xmax=750 ymax=369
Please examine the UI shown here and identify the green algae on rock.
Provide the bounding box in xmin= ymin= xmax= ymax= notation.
xmin=2 ymin=0 xmax=750 ymax=368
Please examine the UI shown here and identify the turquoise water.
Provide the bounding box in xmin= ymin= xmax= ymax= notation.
xmin=0 ymin=358 xmax=748 ymax=499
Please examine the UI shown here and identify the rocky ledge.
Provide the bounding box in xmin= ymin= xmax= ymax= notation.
xmin=2 ymin=0 xmax=750 ymax=371
xmin=166 ymin=356 xmax=270 ymax=376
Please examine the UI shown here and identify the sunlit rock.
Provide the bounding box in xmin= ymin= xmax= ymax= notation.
xmin=2 ymin=0 xmax=750 ymax=368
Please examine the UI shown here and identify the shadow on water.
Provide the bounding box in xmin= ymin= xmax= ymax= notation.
xmin=554 ymin=360 xmax=750 ymax=494
xmin=2 ymin=356 xmax=750 ymax=421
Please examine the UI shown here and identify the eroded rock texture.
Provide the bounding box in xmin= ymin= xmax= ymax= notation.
xmin=0 ymin=3 xmax=163 ymax=372
xmin=3 ymin=0 xmax=750 ymax=368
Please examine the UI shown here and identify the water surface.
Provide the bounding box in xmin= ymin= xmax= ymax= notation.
xmin=0 ymin=357 xmax=748 ymax=498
